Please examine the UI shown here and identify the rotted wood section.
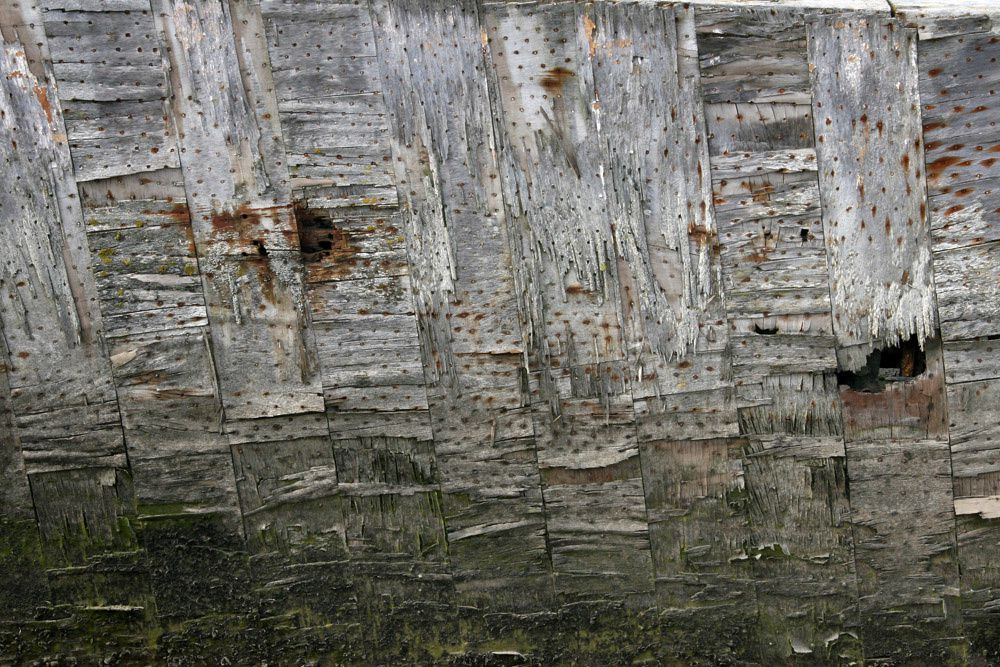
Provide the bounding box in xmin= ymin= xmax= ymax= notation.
xmin=1 ymin=0 xmax=999 ymax=664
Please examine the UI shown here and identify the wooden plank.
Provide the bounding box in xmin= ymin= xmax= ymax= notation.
xmin=29 ymin=467 xmax=138 ymax=567
xmin=916 ymin=24 xmax=1000 ymax=660
xmin=947 ymin=375 xmax=1000 ymax=660
xmin=697 ymin=6 xmax=842 ymax=448
xmin=808 ymin=11 xmax=938 ymax=369
xmin=153 ymin=0 xmax=325 ymax=421
xmin=86 ymin=207 xmax=205 ymax=337
xmin=944 ymin=338 xmax=1000 ymax=384
xmin=935 ymin=242 xmax=1000 ymax=342
xmin=370 ymin=0 xmax=551 ymax=610
xmin=482 ymin=0 xmax=625 ymax=371
xmin=742 ymin=436 xmax=861 ymax=663
xmin=591 ymin=2 xmax=719 ymax=363
xmin=894 ymin=1 xmax=1000 ymax=40
xmin=846 ymin=439 xmax=966 ymax=662
xmin=639 ymin=436 xmax=761 ymax=662
xmin=41 ymin=7 xmax=180 ymax=180
xmin=482 ymin=0 xmax=656 ymax=601
xmin=697 ymin=6 xmax=813 ymax=105
xmin=0 ymin=357 xmax=50 ymax=622
xmin=261 ymin=0 xmax=396 ymax=209
xmin=0 ymin=42 xmax=126 ymax=474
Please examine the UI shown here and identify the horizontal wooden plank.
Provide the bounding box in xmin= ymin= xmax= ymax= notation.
xmin=934 ymin=241 xmax=1000 ymax=341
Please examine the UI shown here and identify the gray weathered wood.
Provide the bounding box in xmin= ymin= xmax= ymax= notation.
xmin=153 ymin=0 xmax=324 ymax=421
xmin=370 ymin=0 xmax=552 ymax=610
xmin=809 ymin=11 xmax=938 ymax=370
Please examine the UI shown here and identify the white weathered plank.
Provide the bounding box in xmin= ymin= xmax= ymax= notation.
xmin=809 ymin=12 xmax=937 ymax=368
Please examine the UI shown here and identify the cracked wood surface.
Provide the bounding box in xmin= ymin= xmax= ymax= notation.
xmin=1 ymin=0 xmax=999 ymax=664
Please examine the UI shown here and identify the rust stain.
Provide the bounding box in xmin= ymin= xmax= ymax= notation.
xmin=583 ymin=14 xmax=597 ymax=57
xmin=926 ymin=155 xmax=971 ymax=182
xmin=927 ymin=67 xmax=944 ymax=77
xmin=840 ymin=370 xmax=947 ymax=440
xmin=32 ymin=85 xmax=52 ymax=124
xmin=943 ymin=204 xmax=965 ymax=216
xmin=210 ymin=203 xmax=297 ymax=253
xmin=687 ymin=223 xmax=714 ymax=246
xmin=296 ymin=204 xmax=362 ymax=281
xmin=247 ymin=257 xmax=278 ymax=306
xmin=540 ymin=66 xmax=575 ymax=96
xmin=163 ymin=203 xmax=192 ymax=225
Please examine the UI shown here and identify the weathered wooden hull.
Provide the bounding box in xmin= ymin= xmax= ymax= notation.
xmin=1 ymin=0 xmax=999 ymax=663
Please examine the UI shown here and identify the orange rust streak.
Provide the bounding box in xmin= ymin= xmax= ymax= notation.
xmin=32 ymin=85 xmax=52 ymax=124
xmin=540 ymin=66 xmax=575 ymax=96
xmin=926 ymin=155 xmax=970 ymax=182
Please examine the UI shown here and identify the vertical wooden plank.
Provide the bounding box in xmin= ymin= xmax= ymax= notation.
xmin=915 ymin=17 xmax=1000 ymax=661
xmin=595 ymin=1 xmax=738 ymax=441
xmin=153 ymin=0 xmax=324 ymax=423
xmin=693 ymin=7 xmax=861 ymax=660
xmin=809 ymin=11 xmax=937 ymax=370
xmin=370 ymin=0 xmax=552 ymax=610
xmin=638 ymin=436 xmax=760 ymax=663
xmin=591 ymin=1 xmax=719 ymax=364
xmin=742 ymin=437 xmax=862 ymax=663
xmin=0 ymin=40 xmax=125 ymax=472
xmin=254 ymin=0 xmax=451 ymax=625
xmin=697 ymin=5 xmax=842 ymax=439
xmin=482 ymin=0 xmax=655 ymax=602
xmin=39 ymin=0 xmax=259 ymax=626
xmin=615 ymin=8 xmax=740 ymax=515
xmin=846 ymin=439 xmax=965 ymax=663
xmin=584 ymin=2 xmax=757 ymax=649
xmin=809 ymin=13 xmax=965 ymax=662
xmin=0 ymin=42 xmax=156 ymax=648
xmin=0 ymin=355 xmax=49 ymax=626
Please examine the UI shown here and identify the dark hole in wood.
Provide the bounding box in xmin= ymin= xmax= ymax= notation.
xmin=837 ymin=334 xmax=925 ymax=392
xmin=754 ymin=323 xmax=778 ymax=335
xmin=252 ymin=239 xmax=268 ymax=257
xmin=800 ymin=227 xmax=809 ymax=242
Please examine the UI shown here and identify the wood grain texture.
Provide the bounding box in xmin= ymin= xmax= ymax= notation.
xmin=0 ymin=42 xmax=126 ymax=473
xmin=809 ymin=11 xmax=938 ymax=370
xmin=4 ymin=1 xmax=1000 ymax=664
xmin=370 ymin=0 xmax=552 ymax=610
xmin=154 ymin=0 xmax=324 ymax=422
xmin=916 ymin=20 xmax=1000 ymax=660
